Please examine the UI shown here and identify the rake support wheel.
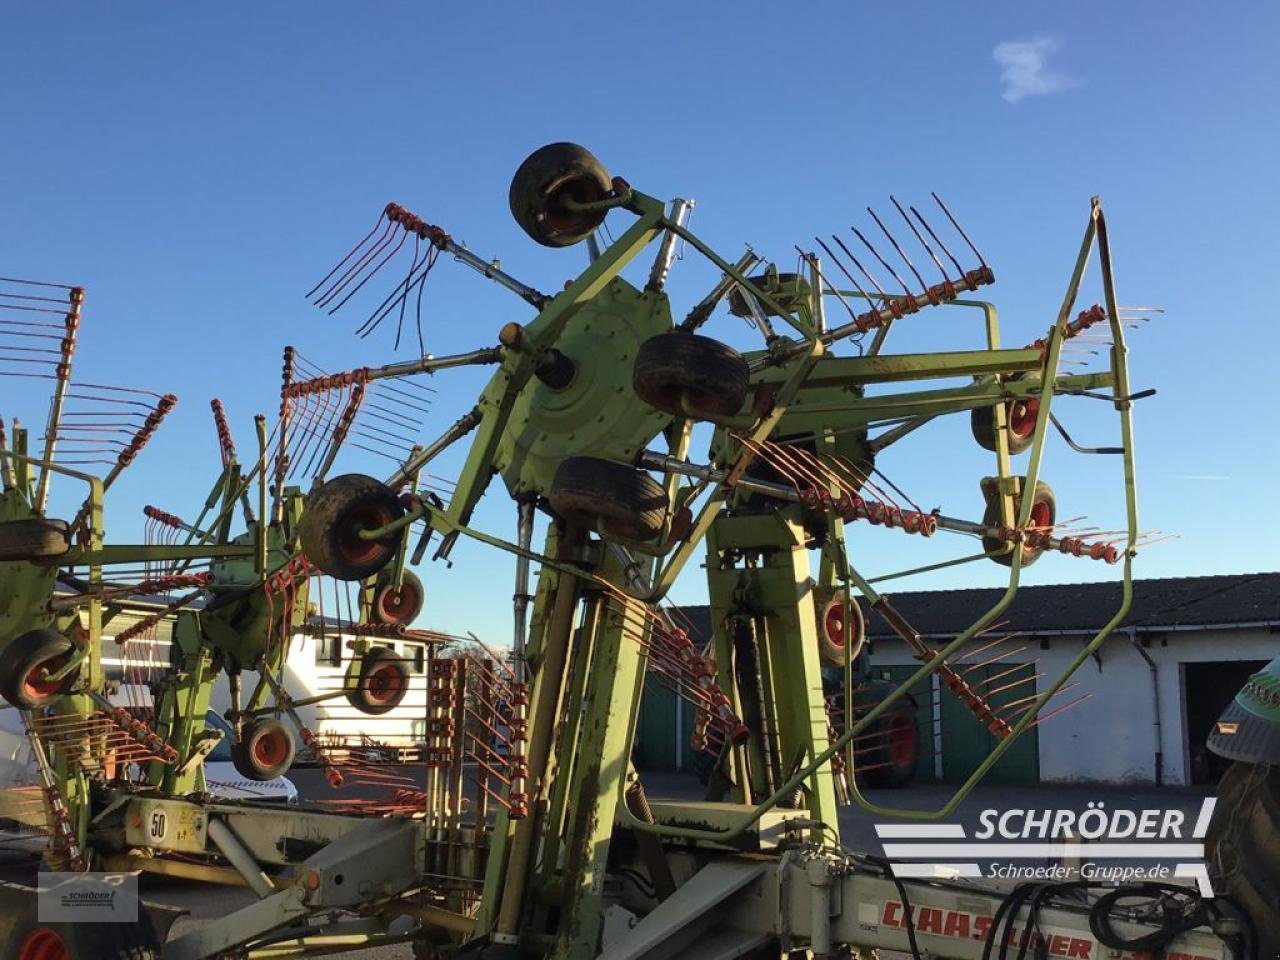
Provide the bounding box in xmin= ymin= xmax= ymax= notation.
xmin=0 ymin=629 xmax=76 ymax=709
xmin=981 ymin=477 xmax=1056 ymax=568
xmin=231 ymin=717 xmax=296 ymax=781
xmin=509 ymin=142 xmax=613 ymax=248
xmin=347 ymin=647 xmax=410 ymax=716
xmin=548 ymin=456 xmax=667 ymax=542
xmin=816 ymin=590 xmax=866 ymax=668
xmin=298 ymin=474 xmax=405 ymax=581
xmin=633 ymin=332 xmax=749 ymax=423
xmin=0 ymin=518 xmax=70 ymax=562
xmin=371 ymin=570 xmax=425 ymax=627
xmin=971 ymin=393 xmax=1039 ymax=456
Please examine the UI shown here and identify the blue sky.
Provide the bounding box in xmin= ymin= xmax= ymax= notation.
xmin=2 ymin=3 xmax=1277 ymax=643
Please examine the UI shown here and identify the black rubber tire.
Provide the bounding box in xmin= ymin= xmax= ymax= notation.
xmin=0 ymin=517 xmax=70 ymax=561
xmin=371 ymin=569 xmax=425 ymax=627
xmin=346 ymin=647 xmax=411 ymax=716
xmin=971 ymin=394 xmax=1039 ymax=456
xmin=0 ymin=629 xmax=76 ymax=709
xmin=633 ymin=333 xmax=749 ymax=422
xmin=411 ymin=928 xmax=455 ymax=960
xmin=859 ymin=699 xmax=920 ymax=789
xmin=981 ymin=478 xmax=1056 ymax=568
xmin=298 ymin=474 xmax=405 ymax=581
xmin=548 ymin=456 xmax=668 ymax=542
xmin=509 ymin=142 xmax=612 ymax=248
xmin=816 ymin=591 xmax=866 ymax=668
xmin=726 ymin=271 xmax=809 ymax=318
xmin=2 ymin=895 xmax=163 ymax=958
xmin=230 ymin=717 xmax=296 ymax=781
xmin=1205 ymin=761 xmax=1280 ymax=956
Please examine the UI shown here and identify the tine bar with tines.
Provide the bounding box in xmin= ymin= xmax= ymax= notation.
xmin=307 ymin=202 xmax=548 ymax=348
xmin=802 ymin=194 xmax=994 ymax=352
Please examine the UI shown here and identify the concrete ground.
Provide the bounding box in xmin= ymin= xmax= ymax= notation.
xmin=0 ymin=771 xmax=1215 ymax=958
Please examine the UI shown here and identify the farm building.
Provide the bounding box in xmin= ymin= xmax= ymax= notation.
xmin=637 ymin=573 xmax=1280 ymax=787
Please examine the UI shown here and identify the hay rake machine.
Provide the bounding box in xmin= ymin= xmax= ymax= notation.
xmin=0 ymin=142 xmax=1254 ymax=960
xmin=0 ymin=277 xmax=527 ymax=957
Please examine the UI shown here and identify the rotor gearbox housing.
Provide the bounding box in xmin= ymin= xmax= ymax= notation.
xmin=493 ymin=277 xmax=674 ymax=499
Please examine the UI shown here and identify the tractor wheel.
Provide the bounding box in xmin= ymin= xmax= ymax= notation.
xmin=981 ymin=478 xmax=1056 ymax=568
xmin=509 ymin=142 xmax=612 ymax=248
xmin=0 ymin=629 xmax=76 ymax=709
xmin=971 ymin=394 xmax=1039 ymax=456
xmin=0 ymin=518 xmax=70 ymax=562
xmin=371 ymin=570 xmax=425 ymax=627
xmin=860 ymin=699 xmax=920 ymax=789
xmin=548 ymin=457 xmax=667 ymax=542
xmin=1206 ymin=761 xmax=1280 ymax=956
xmin=347 ymin=647 xmax=410 ymax=716
xmin=298 ymin=474 xmax=405 ymax=581
xmin=231 ymin=717 xmax=296 ymax=781
xmin=816 ymin=591 xmax=866 ymax=668
xmin=633 ymin=333 xmax=749 ymax=422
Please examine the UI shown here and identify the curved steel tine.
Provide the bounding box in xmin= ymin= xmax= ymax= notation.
xmin=831 ymin=234 xmax=892 ymax=302
xmin=851 ymin=224 xmax=911 ymax=296
xmin=891 ymin=196 xmax=949 ymax=283
xmin=910 ymin=205 xmax=966 ymax=276
xmin=867 ymin=206 xmax=926 ymax=291
xmin=932 ymin=192 xmax=987 ymax=268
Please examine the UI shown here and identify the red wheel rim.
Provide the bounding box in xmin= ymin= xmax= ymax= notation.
xmin=545 ymin=177 xmax=608 ymax=233
xmin=365 ymin=664 xmax=405 ymax=705
xmin=18 ymin=927 xmax=69 ymax=960
xmin=1029 ymin=499 xmax=1053 ymax=530
xmin=887 ymin=715 xmax=918 ymax=767
xmin=252 ymin=729 xmax=289 ymax=768
xmin=823 ymin=602 xmax=846 ymax=647
xmin=22 ymin=655 xmax=67 ymax=701
xmin=1008 ymin=397 xmax=1040 ymax=439
xmin=376 ymin=581 xmax=420 ymax=625
xmin=337 ymin=503 xmax=394 ymax=566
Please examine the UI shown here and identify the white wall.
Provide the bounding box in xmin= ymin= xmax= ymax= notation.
xmin=867 ymin=627 xmax=1278 ymax=786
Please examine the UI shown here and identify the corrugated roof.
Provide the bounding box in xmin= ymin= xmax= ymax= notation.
xmin=676 ymin=573 xmax=1280 ymax=639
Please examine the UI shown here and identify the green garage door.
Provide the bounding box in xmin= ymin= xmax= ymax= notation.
xmin=634 ymin=675 xmax=699 ymax=771
xmin=939 ymin=661 xmax=1039 ymax=785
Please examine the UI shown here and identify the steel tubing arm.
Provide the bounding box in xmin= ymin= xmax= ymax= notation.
xmin=442 ymin=241 xmax=549 ymax=308
xmin=365 ymin=347 xmax=503 ymax=382
xmin=384 ymin=406 xmax=482 ymax=491
xmin=207 ymin=818 xmax=275 ymax=898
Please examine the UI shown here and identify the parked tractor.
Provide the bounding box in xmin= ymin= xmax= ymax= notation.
xmin=1206 ymin=655 xmax=1280 ymax=954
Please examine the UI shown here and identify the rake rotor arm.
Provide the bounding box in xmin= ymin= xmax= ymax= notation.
xmin=34 ymin=285 xmax=83 ymax=512
xmin=365 ymin=346 xmax=503 ymax=382
xmin=381 ymin=203 xmax=551 ymax=309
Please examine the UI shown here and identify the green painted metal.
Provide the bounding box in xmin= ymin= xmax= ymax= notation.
xmin=1 ymin=145 xmax=1151 ymax=959
xmin=548 ymin=565 xmax=649 ymax=960
xmin=705 ymin=508 xmax=839 ymax=839
xmin=493 ymin=278 xmax=672 ymax=498
xmin=937 ymin=660 xmax=1038 ymax=784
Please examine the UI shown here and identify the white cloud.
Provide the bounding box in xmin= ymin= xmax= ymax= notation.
xmin=992 ymin=36 xmax=1077 ymax=103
